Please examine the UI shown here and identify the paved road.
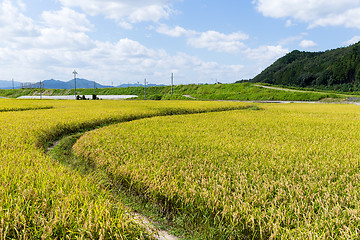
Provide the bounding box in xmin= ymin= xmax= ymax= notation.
xmin=254 ymin=84 xmax=310 ymax=93
xmin=183 ymin=95 xmax=197 ymax=99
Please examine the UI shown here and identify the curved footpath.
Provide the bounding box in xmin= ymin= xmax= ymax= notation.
xmin=48 ymin=136 xmax=178 ymax=240
xmin=45 ymin=105 xmax=258 ymax=240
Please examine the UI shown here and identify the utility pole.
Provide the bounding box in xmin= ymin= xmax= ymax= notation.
xmin=12 ymin=78 xmax=14 ymax=90
xmin=73 ymin=70 xmax=78 ymax=99
xmin=171 ymin=73 xmax=174 ymax=95
xmin=93 ymin=80 xmax=96 ymax=95
xmin=144 ymin=78 xmax=147 ymax=100
xmin=40 ymin=80 xmax=42 ymax=100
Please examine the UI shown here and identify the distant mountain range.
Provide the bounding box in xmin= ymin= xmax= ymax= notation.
xmin=0 ymin=79 xmax=164 ymax=89
xmin=40 ymin=79 xmax=113 ymax=89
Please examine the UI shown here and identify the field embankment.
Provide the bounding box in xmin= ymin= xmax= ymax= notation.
xmin=73 ymin=103 xmax=360 ymax=239
xmin=0 ymin=82 xmax=352 ymax=101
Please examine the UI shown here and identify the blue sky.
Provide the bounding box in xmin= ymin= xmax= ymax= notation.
xmin=0 ymin=0 xmax=360 ymax=85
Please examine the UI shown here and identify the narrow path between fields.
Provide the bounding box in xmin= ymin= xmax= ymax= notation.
xmin=48 ymin=133 xmax=179 ymax=240
xmin=45 ymin=106 xmax=259 ymax=240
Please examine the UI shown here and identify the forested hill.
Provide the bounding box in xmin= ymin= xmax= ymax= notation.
xmin=251 ymin=42 xmax=360 ymax=91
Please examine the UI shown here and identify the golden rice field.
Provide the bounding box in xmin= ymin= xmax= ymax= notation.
xmin=74 ymin=103 xmax=360 ymax=239
xmin=0 ymin=99 xmax=253 ymax=239
xmin=0 ymin=99 xmax=53 ymax=112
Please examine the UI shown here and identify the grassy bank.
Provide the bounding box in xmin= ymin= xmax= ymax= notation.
xmin=0 ymin=82 xmax=350 ymax=101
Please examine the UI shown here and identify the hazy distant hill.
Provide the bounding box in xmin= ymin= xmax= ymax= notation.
xmin=251 ymin=42 xmax=360 ymax=91
xmin=0 ymin=79 xmax=112 ymax=89
xmin=43 ymin=79 xmax=112 ymax=89
xmin=0 ymin=80 xmax=22 ymax=89
xmin=0 ymin=78 xmax=165 ymax=89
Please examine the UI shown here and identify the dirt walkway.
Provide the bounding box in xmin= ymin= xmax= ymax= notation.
xmin=47 ymin=134 xmax=180 ymax=239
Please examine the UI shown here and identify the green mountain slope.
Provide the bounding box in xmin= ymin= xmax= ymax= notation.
xmin=251 ymin=42 xmax=360 ymax=91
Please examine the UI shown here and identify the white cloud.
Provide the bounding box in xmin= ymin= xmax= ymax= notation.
xmin=253 ymin=0 xmax=360 ymax=29
xmin=188 ymin=31 xmax=249 ymax=53
xmin=309 ymin=7 xmax=360 ymax=29
xmin=279 ymin=34 xmax=306 ymax=46
xmin=299 ymin=39 xmax=317 ymax=48
xmin=0 ymin=0 xmax=95 ymax=50
xmin=41 ymin=7 xmax=93 ymax=32
xmin=59 ymin=0 xmax=177 ymax=28
xmin=246 ymin=45 xmax=288 ymax=71
xmin=0 ymin=0 xmax=38 ymax=45
xmin=36 ymin=28 xmax=94 ymax=50
xmin=128 ymin=4 xmax=171 ymax=23
xmin=285 ymin=19 xmax=294 ymax=27
xmin=343 ymin=36 xmax=360 ymax=46
xmin=156 ymin=25 xmax=249 ymax=53
xmin=155 ymin=24 xmax=287 ymax=75
xmin=156 ymin=24 xmax=196 ymax=37
xmin=247 ymin=45 xmax=288 ymax=60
